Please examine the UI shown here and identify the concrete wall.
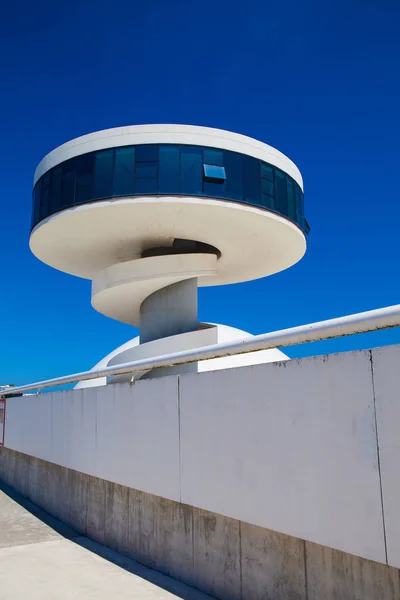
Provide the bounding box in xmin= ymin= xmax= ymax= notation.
xmin=5 ymin=377 xmax=180 ymax=502
xmin=3 ymin=346 xmax=400 ymax=569
xmin=371 ymin=346 xmax=400 ymax=571
xmin=1 ymin=447 xmax=399 ymax=600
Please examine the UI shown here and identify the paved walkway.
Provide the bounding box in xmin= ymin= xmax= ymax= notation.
xmin=0 ymin=485 xmax=213 ymax=600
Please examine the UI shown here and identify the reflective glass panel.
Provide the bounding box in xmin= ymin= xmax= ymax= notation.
xmin=204 ymin=179 xmax=224 ymax=197
xmin=42 ymin=171 xmax=51 ymax=190
xmin=203 ymin=148 xmax=224 ymax=166
xmin=40 ymin=187 xmax=50 ymax=219
xmin=295 ymin=185 xmax=305 ymax=230
xmin=136 ymin=162 xmax=157 ymax=179
xmin=75 ymin=153 xmax=93 ymax=175
xmin=180 ymin=146 xmax=202 ymax=195
xmin=61 ymin=162 xmax=76 ymax=206
xmin=244 ymin=156 xmax=261 ymax=205
xmin=135 ymin=145 xmax=158 ymax=162
xmin=76 ymin=171 xmax=92 ymax=187
xmin=261 ymin=193 xmax=274 ymax=209
xmin=32 ymin=144 xmax=307 ymax=234
xmin=32 ymin=182 xmax=41 ymax=226
xmin=287 ymin=178 xmax=296 ymax=220
xmin=159 ymin=145 xmax=180 ymax=193
xmin=75 ymin=182 xmax=92 ymax=204
xmin=262 ymin=179 xmax=274 ymax=196
xmin=261 ymin=163 xmax=274 ymax=181
xmin=275 ymin=169 xmax=288 ymax=215
xmin=113 ymin=147 xmax=135 ymax=196
xmin=224 ymin=151 xmax=243 ymax=201
xmin=93 ymin=150 xmax=114 ymax=199
xmin=49 ymin=166 xmax=62 ymax=213
xmin=135 ymin=178 xmax=157 ymax=194
xmin=203 ymin=164 xmax=226 ymax=181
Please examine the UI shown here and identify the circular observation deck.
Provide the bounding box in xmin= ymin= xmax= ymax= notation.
xmin=30 ymin=125 xmax=308 ymax=327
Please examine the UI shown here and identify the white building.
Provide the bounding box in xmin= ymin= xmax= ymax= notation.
xmin=30 ymin=125 xmax=308 ymax=382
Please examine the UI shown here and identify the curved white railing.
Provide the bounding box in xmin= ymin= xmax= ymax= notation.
xmin=2 ymin=304 xmax=400 ymax=396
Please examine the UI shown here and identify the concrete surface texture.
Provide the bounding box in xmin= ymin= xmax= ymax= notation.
xmin=0 ymin=482 xmax=214 ymax=600
xmin=0 ymin=448 xmax=400 ymax=600
xmin=4 ymin=346 xmax=400 ymax=566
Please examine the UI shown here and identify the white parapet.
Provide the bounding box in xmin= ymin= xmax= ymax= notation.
xmin=4 ymin=346 xmax=400 ymax=568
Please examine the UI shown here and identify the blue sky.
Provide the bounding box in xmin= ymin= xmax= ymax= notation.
xmin=1 ymin=0 xmax=399 ymax=384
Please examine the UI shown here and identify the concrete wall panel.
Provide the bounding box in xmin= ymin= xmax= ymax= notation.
xmin=28 ymin=455 xmax=48 ymax=512
xmin=179 ymin=352 xmax=385 ymax=563
xmin=306 ymin=540 xmax=400 ymax=600
xmin=1 ymin=447 xmax=400 ymax=600
xmin=192 ymin=508 xmax=241 ymax=600
xmin=65 ymin=468 xmax=88 ymax=534
xmin=5 ymin=347 xmax=400 ymax=567
xmin=5 ymin=394 xmax=52 ymax=461
xmin=104 ymin=481 xmax=129 ymax=555
xmin=86 ymin=475 xmax=106 ymax=544
xmin=371 ymin=345 xmax=400 ymax=568
xmin=155 ymin=496 xmax=194 ymax=583
xmin=95 ymin=380 xmax=180 ymax=501
xmin=241 ymin=523 xmax=306 ymax=600
xmin=4 ymin=377 xmax=180 ymax=503
xmin=42 ymin=462 xmax=66 ymax=519
xmin=127 ymin=488 xmax=194 ymax=582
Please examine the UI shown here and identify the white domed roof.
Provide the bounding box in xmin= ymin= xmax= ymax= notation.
xmin=74 ymin=323 xmax=288 ymax=389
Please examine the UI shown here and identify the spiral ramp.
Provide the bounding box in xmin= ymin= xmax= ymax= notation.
xmin=92 ymin=252 xmax=218 ymax=328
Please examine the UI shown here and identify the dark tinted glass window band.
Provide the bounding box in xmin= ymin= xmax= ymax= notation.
xmin=32 ymin=144 xmax=307 ymax=234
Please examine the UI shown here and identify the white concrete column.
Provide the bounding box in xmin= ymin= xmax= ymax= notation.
xmin=140 ymin=278 xmax=198 ymax=344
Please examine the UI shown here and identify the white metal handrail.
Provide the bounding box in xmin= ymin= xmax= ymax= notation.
xmin=2 ymin=304 xmax=400 ymax=397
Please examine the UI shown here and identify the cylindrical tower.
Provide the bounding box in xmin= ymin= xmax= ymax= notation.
xmin=30 ymin=125 xmax=308 ymax=380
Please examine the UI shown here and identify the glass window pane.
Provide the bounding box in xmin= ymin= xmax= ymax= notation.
xmin=61 ymin=161 xmax=76 ymax=207
xmin=261 ymin=193 xmax=274 ymax=209
xmin=93 ymin=150 xmax=114 ymax=200
xmin=244 ymin=156 xmax=261 ymax=205
xmin=287 ymin=178 xmax=296 ymax=220
xmin=159 ymin=145 xmax=180 ymax=193
xmin=136 ymin=162 xmax=157 ymax=179
xmin=49 ymin=166 xmax=62 ymax=213
xmin=42 ymin=171 xmax=51 ymax=190
xmin=135 ymin=145 xmax=158 ymax=162
xmin=203 ymin=164 xmax=226 ymax=198
xmin=114 ymin=147 xmax=135 ymax=196
xmin=261 ymin=163 xmax=274 ymax=181
xmin=75 ymin=153 xmax=94 ymax=174
xmin=40 ymin=187 xmax=50 ymax=219
xmin=75 ymin=185 xmax=92 ymax=204
xmin=75 ymin=154 xmax=94 ymax=204
xmin=180 ymin=146 xmax=202 ymax=195
xmin=204 ymin=180 xmax=224 ymax=198
xmin=135 ymin=179 xmax=157 ymax=194
xmin=203 ymin=164 xmax=226 ymax=181
xmin=275 ymin=169 xmax=288 ymax=215
xmin=76 ymin=171 xmax=92 ymax=187
xmin=203 ymin=148 xmax=223 ymax=166
xmin=32 ymin=181 xmax=41 ymax=226
xmin=295 ymin=184 xmax=305 ymax=229
xmin=262 ymin=179 xmax=274 ymax=196
xmin=224 ymin=151 xmax=243 ymax=201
